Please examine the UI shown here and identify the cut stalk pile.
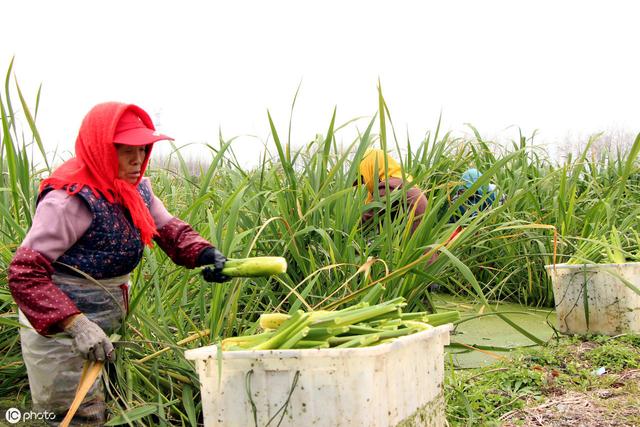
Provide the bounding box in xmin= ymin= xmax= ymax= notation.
xmin=221 ymin=298 xmax=459 ymax=350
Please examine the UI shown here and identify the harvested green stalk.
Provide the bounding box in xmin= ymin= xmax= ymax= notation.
xmin=259 ymin=313 xmax=290 ymax=330
xmin=281 ymin=326 xmax=310 ymax=348
xmin=336 ymin=334 xmax=380 ymax=348
xmin=222 ymin=256 xmax=287 ymax=277
xmin=306 ymin=326 xmax=350 ymax=340
xmin=422 ymin=311 xmax=462 ymax=326
xmin=222 ymin=298 xmax=459 ymax=351
xmin=221 ymin=331 xmax=275 ymax=350
xmin=252 ymin=311 xmax=311 ymax=350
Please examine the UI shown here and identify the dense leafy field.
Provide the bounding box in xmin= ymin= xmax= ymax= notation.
xmin=1 ymin=61 xmax=639 ymax=425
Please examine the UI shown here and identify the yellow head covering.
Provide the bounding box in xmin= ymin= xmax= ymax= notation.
xmin=358 ymin=149 xmax=412 ymax=202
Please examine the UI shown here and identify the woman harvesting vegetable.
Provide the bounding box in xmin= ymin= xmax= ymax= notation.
xmin=8 ymin=102 xmax=230 ymax=425
xmin=450 ymin=168 xmax=503 ymax=220
xmin=355 ymin=148 xmax=427 ymax=233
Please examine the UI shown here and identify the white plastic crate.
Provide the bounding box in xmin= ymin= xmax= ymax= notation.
xmin=185 ymin=324 xmax=452 ymax=426
xmin=545 ymin=262 xmax=640 ymax=335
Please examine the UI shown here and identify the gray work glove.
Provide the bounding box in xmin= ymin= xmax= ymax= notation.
xmin=64 ymin=314 xmax=115 ymax=362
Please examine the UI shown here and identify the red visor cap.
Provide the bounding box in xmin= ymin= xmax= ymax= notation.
xmin=113 ymin=111 xmax=174 ymax=146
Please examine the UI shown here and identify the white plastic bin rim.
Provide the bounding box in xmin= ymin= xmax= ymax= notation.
xmin=544 ymin=262 xmax=640 ymax=271
xmin=185 ymin=323 xmax=452 ymax=361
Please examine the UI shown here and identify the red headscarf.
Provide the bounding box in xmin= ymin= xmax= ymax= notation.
xmin=39 ymin=102 xmax=158 ymax=246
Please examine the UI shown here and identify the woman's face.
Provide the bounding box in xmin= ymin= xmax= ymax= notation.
xmin=115 ymin=144 xmax=148 ymax=184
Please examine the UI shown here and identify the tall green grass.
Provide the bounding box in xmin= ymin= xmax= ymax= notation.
xmin=1 ymin=62 xmax=639 ymax=424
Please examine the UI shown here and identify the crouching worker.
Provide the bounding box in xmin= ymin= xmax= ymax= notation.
xmin=355 ymin=148 xmax=427 ymax=233
xmin=450 ymin=168 xmax=503 ymax=221
xmin=8 ymin=102 xmax=230 ymax=425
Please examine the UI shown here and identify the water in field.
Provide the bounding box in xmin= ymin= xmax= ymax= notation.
xmin=431 ymin=294 xmax=557 ymax=368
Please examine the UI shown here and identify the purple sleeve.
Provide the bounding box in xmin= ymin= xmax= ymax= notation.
xmin=141 ymin=178 xmax=174 ymax=229
xmin=11 ymin=190 xmax=88 ymax=334
xmin=21 ymin=190 xmax=92 ymax=261
xmin=141 ymin=178 xmax=213 ymax=267
xmin=151 ymin=195 xmax=174 ymax=229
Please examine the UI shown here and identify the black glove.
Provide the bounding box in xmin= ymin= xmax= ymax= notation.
xmin=198 ymin=247 xmax=231 ymax=283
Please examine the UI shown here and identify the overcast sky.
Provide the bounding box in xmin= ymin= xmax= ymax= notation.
xmin=3 ymin=1 xmax=639 ymax=167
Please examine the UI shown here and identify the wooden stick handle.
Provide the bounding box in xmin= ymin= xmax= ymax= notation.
xmin=60 ymin=361 xmax=104 ymax=427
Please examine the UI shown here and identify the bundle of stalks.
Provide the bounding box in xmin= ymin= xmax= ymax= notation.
xmin=222 ymin=297 xmax=459 ymax=350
